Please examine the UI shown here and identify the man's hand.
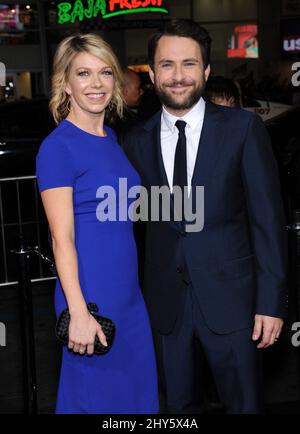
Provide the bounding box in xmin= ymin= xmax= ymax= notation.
xmin=252 ymin=315 xmax=284 ymax=349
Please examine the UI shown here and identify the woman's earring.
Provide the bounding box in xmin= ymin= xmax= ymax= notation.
xmin=108 ymin=100 xmax=114 ymax=111
xmin=66 ymin=98 xmax=71 ymax=112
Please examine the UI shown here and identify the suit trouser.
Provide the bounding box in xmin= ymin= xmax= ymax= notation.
xmin=153 ymin=283 xmax=264 ymax=414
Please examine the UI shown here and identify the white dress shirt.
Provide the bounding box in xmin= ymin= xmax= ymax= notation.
xmin=160 ymin=98 xmax=206 ymax=194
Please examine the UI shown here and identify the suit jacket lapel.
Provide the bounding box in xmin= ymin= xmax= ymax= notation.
xmin=191 ymin=102 xmax=226 ymax=188
xmin=143 ymin=112 xmax=181 ymax=231
xmin=155 ymin=119 xmax=170 ymax=189
xmin=142 ymin=110 xmax=168 ymax=188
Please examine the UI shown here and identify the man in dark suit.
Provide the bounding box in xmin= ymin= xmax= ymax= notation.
xmin=122 ymin=20 xmax=287 ymax=414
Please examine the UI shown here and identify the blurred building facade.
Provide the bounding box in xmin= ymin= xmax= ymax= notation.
xmin=0 ymin=0 xmax=299 ymax=101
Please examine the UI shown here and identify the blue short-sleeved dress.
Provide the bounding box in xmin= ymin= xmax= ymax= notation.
xmin=36 ymin=119 xmax=158 ymax=414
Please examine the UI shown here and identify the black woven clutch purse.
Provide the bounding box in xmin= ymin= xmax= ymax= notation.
xmin=55 ymin=302 xmax=115 ymax=355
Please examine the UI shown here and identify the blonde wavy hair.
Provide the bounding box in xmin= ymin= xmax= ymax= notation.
xmin=50 ymin=33 xmax=124 ymax=124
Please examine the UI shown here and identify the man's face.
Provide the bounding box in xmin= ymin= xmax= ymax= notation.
xmin=149 ymin=36 xmax=210 ymax=115
xmin=124 ymin=73 xmax=143 ymax=108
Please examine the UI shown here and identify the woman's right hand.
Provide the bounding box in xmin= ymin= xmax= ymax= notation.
xmin=68 ymin=309 xmax=108 ymax=356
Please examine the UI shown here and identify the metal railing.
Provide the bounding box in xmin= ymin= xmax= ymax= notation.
xmin=0 ymin=175 xmax=55 ymax=285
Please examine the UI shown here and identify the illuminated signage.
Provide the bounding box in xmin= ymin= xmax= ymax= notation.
xmin=283 ymin=36 xmax=300 ymax=52
xmin=0 ymin=4 xmax=23 ymax=30
xmin=57 ymin=0 xmax=169 ymax=24
xmin=227 ymin=25 xmax=259 ymax=59
xmin=281 ymin=18 xmax=300 ymax=59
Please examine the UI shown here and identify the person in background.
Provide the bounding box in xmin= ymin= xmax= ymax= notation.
xmin=204 ymin=75 xmax=241 ymax=108
xmin=111 ymin=68 xmax=143 ymax=137
xmin=107 ymin=67 xmax=145 ymax=285
xmin=36 ymin=33 xmax=158 ymax=414
xmin=123 ymin=68 xmax=144 ymax=110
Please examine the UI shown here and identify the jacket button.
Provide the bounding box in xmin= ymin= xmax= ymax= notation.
xmin=177 ymin=267 xmax=183 ymax=274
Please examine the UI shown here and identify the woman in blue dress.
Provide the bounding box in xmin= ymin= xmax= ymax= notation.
xmin=36 ymin=34 xmax=158 ymax=414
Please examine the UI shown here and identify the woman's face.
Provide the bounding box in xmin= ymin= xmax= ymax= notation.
xmin=65 ymin=51 xmax=115 ymax=117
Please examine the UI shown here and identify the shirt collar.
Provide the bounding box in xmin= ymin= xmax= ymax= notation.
xmin=162 ymin=97 xmax=206 ymax=133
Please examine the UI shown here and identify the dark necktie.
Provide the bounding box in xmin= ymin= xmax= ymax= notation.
xmin=173 ymin=120 xmax=187 ymax=228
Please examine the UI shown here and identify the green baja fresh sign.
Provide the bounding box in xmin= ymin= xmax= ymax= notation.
xmin=57 ymin=0 xmax=169 ymax=24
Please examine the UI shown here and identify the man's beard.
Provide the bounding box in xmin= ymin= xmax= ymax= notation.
xmin=154 ymin=78 xmax=205 ymax=111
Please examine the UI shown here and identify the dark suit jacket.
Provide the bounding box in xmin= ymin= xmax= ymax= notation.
xmin=121 ymin=102 xmax=288 ymax=335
